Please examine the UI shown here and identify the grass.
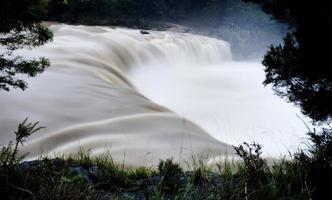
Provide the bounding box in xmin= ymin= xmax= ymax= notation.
xmin=0 ymin=150 xmax=313 ymax=200
xmin=0 ymin=119 xmax=330 ymax=200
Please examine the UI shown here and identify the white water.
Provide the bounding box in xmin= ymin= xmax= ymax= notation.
xmin=0 ymin=25 xmax=308 ymax=166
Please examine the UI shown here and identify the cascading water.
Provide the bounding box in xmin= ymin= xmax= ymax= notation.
xmin=0 ymin=25 xmax=307 ymax=166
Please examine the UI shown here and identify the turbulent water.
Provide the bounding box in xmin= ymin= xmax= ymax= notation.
xmin=0 ymin=25 xmax=307 ymax=166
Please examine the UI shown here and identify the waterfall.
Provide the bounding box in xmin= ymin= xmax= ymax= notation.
xmin=0 ymin=24 xmax=307 ymax=166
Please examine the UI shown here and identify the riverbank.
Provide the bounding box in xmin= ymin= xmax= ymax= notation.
xmin=2 ymin=126 xmax=331 ymax=200
xmin=0 ymin=151 xmax=311 ymax=200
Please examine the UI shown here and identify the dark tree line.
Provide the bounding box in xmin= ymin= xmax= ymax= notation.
xmin=46 ymin=0 xmax=218 ymax=25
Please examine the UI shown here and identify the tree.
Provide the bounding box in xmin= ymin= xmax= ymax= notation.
xmin=0 ymin=0 xmax=53 ymax=91
xmin=243 ymin=0 xmax=332 ymax=122
xmin=241 ymin=2 xmax=332 ymax=198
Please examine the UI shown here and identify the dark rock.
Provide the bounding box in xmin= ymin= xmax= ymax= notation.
xmin=140 ymin=30 xmax=150 ymax=35
xmin=70 ymin=166 xmax=92 ymax=183
xmin=19 ymin=160 xmax=41 ymax=170
xmin=89 ymin=165 xmax=101 ymax=176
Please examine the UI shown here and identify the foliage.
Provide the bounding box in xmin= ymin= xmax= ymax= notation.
xmin=157 ymin=158 xmax=184 ymax=195
xmin=295 ymin=129 xmax=332 ymax=200
xmin=46 ymin=0 xmax=216 ymax=23
xmin=0 ymin=152 xmax=316 ymax=200
xmin=0 ymin=0 xmax=53 ymax=91
xmin=0 ymin=130 xmax=327 ymax=200
xmin=0 ymin=120 xmax=327 ymax=200
xmin=244 ymin=0 xmax=332 ymax=122
xmin=234 ymin=142 xmax=270 ymax=200
xmin=234 ymin=142 xmax=266 ymax=177
xmin=0 ymin=118 xmax=43 ymax=167
xmin=0 ymin=158 xmax=101 ymax=200
xmin=235 ymin=142 xmax=312 ymax=200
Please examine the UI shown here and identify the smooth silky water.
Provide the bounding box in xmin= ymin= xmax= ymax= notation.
xmin=0 ymin=25 xmax=308 ymax=166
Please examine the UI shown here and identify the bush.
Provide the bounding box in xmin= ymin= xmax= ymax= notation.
xmin=157 ymin=158 xmax=184 ymax=194
xmin=295 ymin=129 xmax=332 ymax=200
xmin=0 ymin=118 xmax=43 ymax=167
xmin=234 ymin=142 xmax=270 ymax=200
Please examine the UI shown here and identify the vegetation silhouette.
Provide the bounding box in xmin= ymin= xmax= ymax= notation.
xmin=0 ymin=0 xmax=53 ymax=91
xmin=244 ymin=0 xmax=332 ymax=122
xmin=244 ymin=1 xmax=332 ymax=199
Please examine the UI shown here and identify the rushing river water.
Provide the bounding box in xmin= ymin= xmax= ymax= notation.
xmin=0 ymin=25 xmax=308 ymax=166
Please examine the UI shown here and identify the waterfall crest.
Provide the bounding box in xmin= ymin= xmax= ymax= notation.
xmin=0 ymin=25 xmax=234 ymax=166
xmin=0 ymin=25 xmax=307 ymax=165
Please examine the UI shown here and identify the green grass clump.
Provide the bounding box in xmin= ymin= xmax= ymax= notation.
xmin=0 ymin=119 xmax=331 ymax=199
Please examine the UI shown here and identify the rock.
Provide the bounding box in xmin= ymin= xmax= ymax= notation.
xmin=70 ymin=165 xmax=92 ymax=183
xmin=19 ymin=160 xmax=41 ymax=170
xmin=140 ymin=30 xmax=150 ymax=35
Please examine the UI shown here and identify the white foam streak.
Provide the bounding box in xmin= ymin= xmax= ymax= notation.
xmin=0 ymin=25 xmax=307 ymax=166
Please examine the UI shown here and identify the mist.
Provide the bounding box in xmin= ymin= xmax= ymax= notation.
xmin=177 ymin=0 xmax=288 ymax=60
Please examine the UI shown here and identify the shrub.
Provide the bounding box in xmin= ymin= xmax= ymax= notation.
xmin=157 ymin=158 xmax=184 ymax=194
xmin=295 ymin=129 xmax=332 ymax=200
xmin=0 ymin=118 xmax=43 ymax=167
